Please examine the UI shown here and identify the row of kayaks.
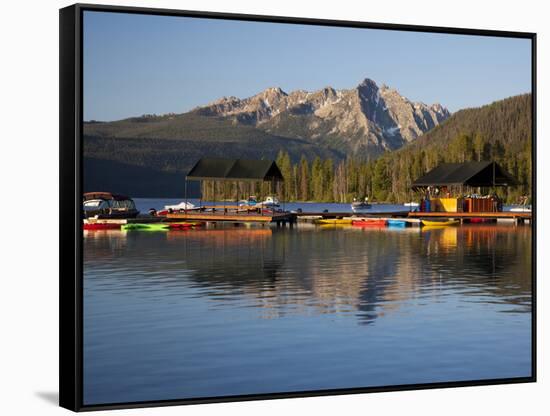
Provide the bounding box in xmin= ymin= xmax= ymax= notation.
xmin=353 ymin=219 xmax=403 ymax=227
xmin=83 ymin=222 xmax=204 ymax=231
xmin=315 ymin=218 xmax=460 ymax=227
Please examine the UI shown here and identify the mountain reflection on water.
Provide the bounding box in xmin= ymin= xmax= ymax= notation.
xmin=83 ymin=223 xmax=532 ymax=405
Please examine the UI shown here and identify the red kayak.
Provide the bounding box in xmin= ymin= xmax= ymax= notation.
xmin=352 ymin=219 xmax=387 ymax=227
xmin=83 ymin=223 xmax=121 ymax=230
xmin=168 ymin=222 xmax=205 ymax=230
xmin=469 ymin=218 xmax=495 ymax=224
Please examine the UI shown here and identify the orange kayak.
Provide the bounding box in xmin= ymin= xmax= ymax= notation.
xmin=352 ymin=219 xmax=387 ymax=227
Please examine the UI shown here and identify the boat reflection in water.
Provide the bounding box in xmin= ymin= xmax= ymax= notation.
xmin=83 ymin=223 xmax=532 ymax=405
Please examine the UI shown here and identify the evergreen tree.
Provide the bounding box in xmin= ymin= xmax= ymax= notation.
xmin=299 ymin=155 xmax=309 ymax=201
xmin=311 ymin=157 xmax=323 ymax=201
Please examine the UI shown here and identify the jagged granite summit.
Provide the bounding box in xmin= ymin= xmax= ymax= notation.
xmin=194 ymin=78 xmax=450 ymax=155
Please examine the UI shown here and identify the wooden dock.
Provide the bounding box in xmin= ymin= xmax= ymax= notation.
xmin=84 ymin=216 xmax=164 ymax=224
xmin=294 ymin=211 xmax=411 ymax=219
xmin=407 ymin=211 xmax=531 ymax=219
xmin=408 ymin=211 xmax=532 ymax=224
xmin=165 ymin=211 xmax=297 ymax=225
xmin=86 ymin=209 xmax=531 ymax=227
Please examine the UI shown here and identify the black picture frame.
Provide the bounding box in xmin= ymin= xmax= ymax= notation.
xmin=59 ymin=3 xmax=537 ymax=412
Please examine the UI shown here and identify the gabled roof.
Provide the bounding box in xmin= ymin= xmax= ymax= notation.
xmin=412 ymin=161 xmax=517 ymax=187
xmin=186 ymin=158 xmax=284 ymax=182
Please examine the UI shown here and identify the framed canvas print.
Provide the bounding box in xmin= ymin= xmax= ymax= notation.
xmin=59 ymin=3 xmax=536 ymax=411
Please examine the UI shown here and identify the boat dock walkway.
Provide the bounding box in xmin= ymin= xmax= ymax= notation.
xmin=165 ymin=211 xmax=297 ymax=226
xmin=165 ymin=210 xmax=412 ymax=225
xmin=86 ymin=209 xmax=531 ymax=226
xmin=163 ymin=209 xmax=531 ymax=225
xmin=408 ymin=211 xmax=532 ymax=224
xmin=295 ymin=211 xmax=411 ymax=219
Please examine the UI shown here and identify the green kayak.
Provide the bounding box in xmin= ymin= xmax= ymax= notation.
xmin=121 ymin=223 xmax=169 ymax=231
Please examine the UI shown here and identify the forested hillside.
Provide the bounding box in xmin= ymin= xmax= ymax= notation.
xmin=83 ymin=115 xmax=342 ymax=196
xmin=248 ymin=94 xmax=532 ymax=204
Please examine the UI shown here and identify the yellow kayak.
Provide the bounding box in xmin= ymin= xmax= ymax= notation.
xmin=315 ymin=218 xmax=353 ymax=225
xmin=421 ymin=219 xmax=459 ymax=227
xmin=317 ymin=224 xmax=350 ymax=229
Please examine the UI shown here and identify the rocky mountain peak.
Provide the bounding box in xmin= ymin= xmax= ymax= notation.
xmin=357 ymin=77 xmax=379 ymax=89
xmin=257 ymin=86 xmax=288 ymax=102
xmin=192 ymin=77 xmax=450 ymax=156
xmin=263 ymin=86 xmax=286 ymax=95
xmin=321 ymin=86 xmax=336 ymax=95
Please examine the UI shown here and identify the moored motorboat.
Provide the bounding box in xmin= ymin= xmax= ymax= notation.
xmin=239 ymin=196 xmax=258 ymax=207
xmin=255 ymin=196 xmax=280 ymax=208
xmin=164 ymin=201 xmax=196 ymax=211
xmin=351 ymin=197 xmax=371 ymax=212
xmin=156 ymin=201 xmax=197 ymax=216
xmin=83 ymin=192 xmax=139 ymax=219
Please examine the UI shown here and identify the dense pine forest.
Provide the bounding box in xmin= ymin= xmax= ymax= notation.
xmin=201 ymin=94 xmax=532 ymax=204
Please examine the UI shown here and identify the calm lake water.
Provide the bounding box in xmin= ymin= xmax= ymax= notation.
xmin=83 ymin=201 xmax=532 ymax=405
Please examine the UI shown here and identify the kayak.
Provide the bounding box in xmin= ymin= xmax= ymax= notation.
xmin=469 ymin=218 xmax=495 ymax=224
xmin=421 ymin=219 xmax=459 ymax=227
xmin=121 ymin=223 xmax=170 ymax=231
xmin=83 ymin=223 xmax=121 ymax=230
xmin=318 ymin=224 xmax=349 ymax=229
xmin=352 ymin=219 xmax=387 ymax=227
xmin=315 ymin=218 xmax=353 ymax=225
xmin=387 ymin=219 xmax=407 ymax=227
xmin=168 ymin=222 xmax=205 ymax=229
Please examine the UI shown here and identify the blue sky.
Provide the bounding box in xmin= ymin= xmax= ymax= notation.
xmin=83 ymin=11 xmax=531 ymax=121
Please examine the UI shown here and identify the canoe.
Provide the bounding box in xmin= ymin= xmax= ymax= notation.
xmin=421 ymin=219 xmax=459 ymax=227
xmin=315 ymin=218 xmax=353 ymax=225
xmin=387 ymin=219 xmax=407 ymax=227
xmin=121 ymin=223 xmax=169 ymax=231
xmin=352 ymin=219 xmax=387 ymax=227
xmin=83 ymin=223 xmax=121 ymax=230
